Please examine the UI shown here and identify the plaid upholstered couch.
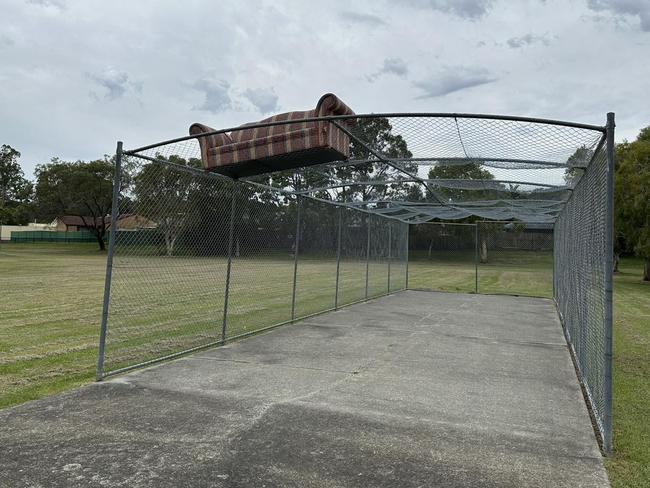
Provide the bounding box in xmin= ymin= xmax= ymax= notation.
xmin=190 ymin=93 xmax=355 ymax=178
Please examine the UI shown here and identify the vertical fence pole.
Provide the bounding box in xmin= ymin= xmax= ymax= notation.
xmin=365 ymin=215 xmax=371 ymax=299
xmin=405 ymin=224 xmax=410 ymax=290
xmin=387 ymin=222 xmax=392 ymax=294
xmin=604 ymin=112 xmax=615 ymax=455
xmin=291 ymin=196 xmax=302 ymax=320
xmin=96 ymin=141 xmax=123 ymax=381
xmin=221 ymin=185 xmax=237 ymax=342
xmin=334 ymin=206 xmax=342 ymax=309
xmin=474 ymin=223 xmax=479 ymax=294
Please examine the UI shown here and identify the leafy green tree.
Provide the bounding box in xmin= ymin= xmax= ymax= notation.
xmin=336 ymin=117 xmax=417 ymax=202
xmin=0 ymin=145 xmax=33 ymax=225
xmin=564 ymin=146 xmax=593 ymax=186
xmin=615 ymin=126 xmax=650 ymax=281
xmin=428 ymin=162 xmax=496 ymax=261
xmin=34 ymin=158 xmax=115 ymax=250
xmin=428 ymin=162 xmax=496 ymax=204
xmin=132 ymin=155 xmax=203 ymax=256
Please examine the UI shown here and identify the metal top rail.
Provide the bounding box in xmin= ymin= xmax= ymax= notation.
xmin=123 ymin=112 xmax=606 ymax=155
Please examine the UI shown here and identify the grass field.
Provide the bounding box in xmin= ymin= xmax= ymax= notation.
xmin=0 ymin=242 xmax=648 ymax=486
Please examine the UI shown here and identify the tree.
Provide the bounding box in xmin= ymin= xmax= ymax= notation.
xmin=132 ymin=155 xmax=203 ymax=256
xmin=335 ymin=117 xmax=417 ymax=202
xmin=428 ymin=162 xmax=496 ymax=262
xmin=0 ymin=145 xmax=33 ymax=225
xmin=34 ymin=158 xmax=115 ymax=250
xmin=428 ymin=162 xmax=496 ymax=200
xmin=564 ymin=146 xmax=593 ymax=186
xmin=615 ymin=126 xmax=650 ymax=281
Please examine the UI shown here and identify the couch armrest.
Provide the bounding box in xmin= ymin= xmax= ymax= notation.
xmin=315 ymin=93 xmax=355 ymax=118
xmin=189 ymin=123 xmax=233 ymax=169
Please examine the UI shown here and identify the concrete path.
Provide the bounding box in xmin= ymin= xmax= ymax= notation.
xmin=0 ymin=291 xmax=609 ymax=487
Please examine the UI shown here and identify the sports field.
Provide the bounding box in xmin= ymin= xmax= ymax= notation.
xmin=0 ymin=242 xmax=648 ymax=486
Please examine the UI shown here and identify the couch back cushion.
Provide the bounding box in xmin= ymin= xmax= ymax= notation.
xmin=231 ymin=110 xmax=317 ymax=143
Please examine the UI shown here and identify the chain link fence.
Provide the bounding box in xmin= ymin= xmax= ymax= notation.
xmin=407 ymin=221 xmax=553 ymax=297
xmin=477 ymin=221 xmax=554 ymax=297
xmin=554 ymin=129 xmax=613 ymax=452
xmin=407 ymin=222 xmax=477 ymax=293
xmin=97 ymin=154 xmax=408 ymax=378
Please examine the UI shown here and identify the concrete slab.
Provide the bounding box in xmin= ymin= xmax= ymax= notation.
xmin=0 ymin=291 xmax=609 ymax=487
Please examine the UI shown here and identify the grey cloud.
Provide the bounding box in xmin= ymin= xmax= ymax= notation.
xmin=193 ymin=79 xmax=232 ymax=113
xmin=243 ymin=87 xmax=279 ymax=114
xmin=367 ymin=57 xmax=409 ymax=82
xmin=88 ymin=69 xmax=141 ymax=100
xmin=26 ymin=0 xmax=66 ymax=8
xmin=506 ymin=33 xmax=551 ymax=48
xmin=399 ymin=0 xmax=495 ymax=20
xmin=0 ymin=35 xmax=15 ymax=47
xmin=339 ymin=11 xmax=387 ymax=26
xmin=587 ymin=0 xmax=650 ymax=31
xmin=413 ymin=67 xmax=497 ymax=98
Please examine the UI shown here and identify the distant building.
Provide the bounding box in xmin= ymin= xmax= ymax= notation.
xmin=51 ymin=214 xmax=157 ymax=232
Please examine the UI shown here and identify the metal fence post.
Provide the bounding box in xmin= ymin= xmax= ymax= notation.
xmin=405 ymin=224 xmax=410 ymax=290
xmin=474 ymin=223 xmax=479 ymax=294
xmin=221 ymin=184 xmax=237 ymax=342
xmin=387 ymin=222 xmax=392 ymax=294
xmin=603 ymin=112 xmax=615 ymax=454
xmin=334 ymin=206 xmax=342 ymax=309
xmin=96 ymin=141 xmax=123 ymax=381
xmin=365 ymin=215 xmax=371 ymax=299
xmin=291 ymin=196 xmax=302 ymax=320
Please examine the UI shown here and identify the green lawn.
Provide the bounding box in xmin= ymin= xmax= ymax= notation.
xmin=408 ymin=249 xmax=553 ymax=297
xmin=0 ymin=243 xmax=648 ymax=486
xmin=606 ymin=258 xmax=650 ymax=487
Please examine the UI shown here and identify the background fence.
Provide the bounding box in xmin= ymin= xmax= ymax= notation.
xmin=10 ymin=230 xmax=97 ymax=243
xmin=408 ymin=221 xmax=554 ymax=297
xmin=97 ymin=155 xmax=408 ymax=378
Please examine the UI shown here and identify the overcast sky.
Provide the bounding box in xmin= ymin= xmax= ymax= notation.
xmin=2 ymin=0 xmax=650 ymax=178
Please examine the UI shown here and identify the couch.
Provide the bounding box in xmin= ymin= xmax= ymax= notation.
xmin=190 ymin=93 xmax=355 ymax=178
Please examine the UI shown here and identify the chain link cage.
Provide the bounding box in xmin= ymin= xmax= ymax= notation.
xmin=98 ymin=112 xmax=613 ymax=453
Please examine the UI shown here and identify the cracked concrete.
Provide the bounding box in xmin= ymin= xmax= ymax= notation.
xmin=0 ymin=291 xmax=609 ymax=487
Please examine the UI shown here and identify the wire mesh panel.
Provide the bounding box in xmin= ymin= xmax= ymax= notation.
xmin=103 ymin=155 xmax=233 ymax=373
xmin=99 ymin=154 xmax=409 ymax=377
xmin=367 ymin=214 xmax=390 ymax=298
xmin=294 ymin=198 xmax=338 ymax=318
xmin=477 ymin=222 xmax=554 ymax=297
xmin=407 ymin=223 xmax=477 ymax=293
xmin=389 ymin=220 xmax=408 ymax=292
xmin=338 ymin=209 xmax=369 ymax=306
xmin=224 ymin=182 xmax=298 ymax=338
xmin=554 ymin=138 xmax=611 ymax=450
